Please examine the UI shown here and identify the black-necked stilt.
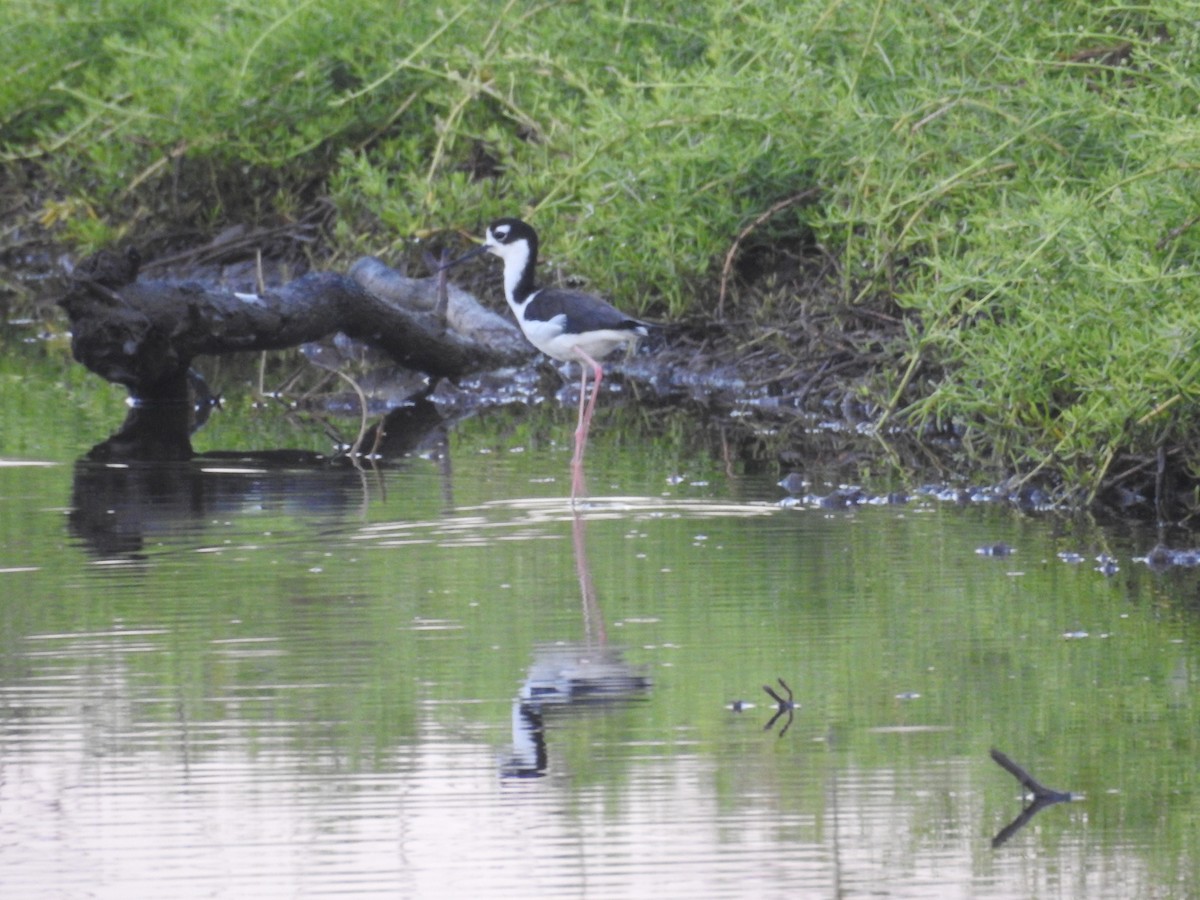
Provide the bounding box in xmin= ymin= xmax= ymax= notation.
xmin=449 ymin=218 xmax=651 ymax=498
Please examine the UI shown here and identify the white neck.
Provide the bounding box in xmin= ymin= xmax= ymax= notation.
xmin=496 ymin=240 xmax=534 ymax=308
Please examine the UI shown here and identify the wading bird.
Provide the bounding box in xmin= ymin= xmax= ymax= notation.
xmin=449 ymin=218 xmax=651 ymax=499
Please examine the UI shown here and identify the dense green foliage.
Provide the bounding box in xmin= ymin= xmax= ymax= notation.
xmin=3 ymin=0 xmax=1199 ymax=496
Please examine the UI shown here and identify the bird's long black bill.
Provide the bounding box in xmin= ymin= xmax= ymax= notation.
xmin=439 ymin=244 xmax=489 ymax=270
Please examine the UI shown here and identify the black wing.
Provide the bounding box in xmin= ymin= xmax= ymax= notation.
xmin=526 ymin=287 xmax=648 ymax=336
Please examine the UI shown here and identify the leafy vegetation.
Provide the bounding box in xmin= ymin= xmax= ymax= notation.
xmin=3 ymin=0 xmax=1199 ymax=502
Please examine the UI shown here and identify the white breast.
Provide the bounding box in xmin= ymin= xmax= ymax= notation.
xmin=516 ymin=310 xmax=638 ymax=364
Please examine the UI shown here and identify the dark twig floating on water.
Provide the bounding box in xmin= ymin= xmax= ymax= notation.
xmin=762 ymin=677 xmax=798 ymax=738
xmin=991 ymin=748 xmax=1073 ymax=801
xmin=989 ymin=748 xmax=1078 ymax=848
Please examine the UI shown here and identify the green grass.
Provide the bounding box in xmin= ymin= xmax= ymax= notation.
xmin=3 ymin=0 xmax=1199 ymax=501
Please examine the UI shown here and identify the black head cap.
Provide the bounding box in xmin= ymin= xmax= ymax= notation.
xmin=487 ymin=218 xmax=539 ymax=254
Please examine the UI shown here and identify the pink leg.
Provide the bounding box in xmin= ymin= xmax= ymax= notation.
xmin=571 ymin=365 xmax=589 ymax=499
xmin=570 ymin=348 xmax=604 ymax=500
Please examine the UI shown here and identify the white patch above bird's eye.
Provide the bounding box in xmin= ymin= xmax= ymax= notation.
xmin=493 ymin=225 xmax=510 ymax=240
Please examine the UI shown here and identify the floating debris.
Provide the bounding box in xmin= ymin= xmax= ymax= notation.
xmin=775 ymin=475 xmax=1067 ymax=513
xmin=915 ymin=485 xmax=965 ymax=503
xmin=976 ymin=542 xmax=1015 ymax=557
xmin=989 ymin=748 xmax=1078 ymax=848
xmin=1057 ymin=551 xmax=1086 ymax=564
xmin=762 ymin=677 xmax=798 ymax=737
xmin=965 ymin=486 xmax=1001 ymax=503
xmin=1140 ymin=545 xmax=1200 ymax=570
xmin=778 ymin=472 xmax=808 ymax=494
xmin=806 ymin=487 xmax=862 ymax=509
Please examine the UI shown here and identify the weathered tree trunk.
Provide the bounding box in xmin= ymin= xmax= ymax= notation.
xmin=58 ymin=253 xmax=532 ymax=460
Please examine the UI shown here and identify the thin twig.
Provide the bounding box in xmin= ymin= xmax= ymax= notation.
xmin=990 ymin=748 xmax=1071 ymax=801
xmin=334 ymin=368 xmax=371 ymax=458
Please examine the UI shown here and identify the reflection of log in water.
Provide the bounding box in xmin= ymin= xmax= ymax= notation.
xmin=67 ymin=454 xmax=364 ymax=557
xmin=989 ymin=748 xmax=1078 ymax=848
xmin=501 ymin=510 xmax=650 ymax=778
xmin=67 ymin=400 xmax=454 ymax=558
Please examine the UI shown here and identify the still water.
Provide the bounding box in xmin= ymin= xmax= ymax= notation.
xmin=1 ymin=395 xmax=1199 ymax=898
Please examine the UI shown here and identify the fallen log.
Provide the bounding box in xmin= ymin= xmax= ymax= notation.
xmin=58 ymin=249 xmax=533 ymax=460
xmin=349 ymin=256 xmax=529 ymax=358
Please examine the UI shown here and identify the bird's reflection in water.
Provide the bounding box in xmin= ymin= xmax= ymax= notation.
xmin=501 ymin=510 xmax=651 ymax=778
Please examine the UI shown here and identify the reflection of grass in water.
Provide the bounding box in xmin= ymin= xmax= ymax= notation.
xmin=4 ymin=435 xmax=1200 ymax=884
xmin=0 ymin=340 xmax=128 ymax=460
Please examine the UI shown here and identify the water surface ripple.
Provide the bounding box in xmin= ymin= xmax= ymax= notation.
xmin=0 ymin=455 xmax=1195 ymax=898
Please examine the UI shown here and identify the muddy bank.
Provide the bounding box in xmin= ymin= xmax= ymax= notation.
xmin=4 ymin=224 xmax=1189 ymax=523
